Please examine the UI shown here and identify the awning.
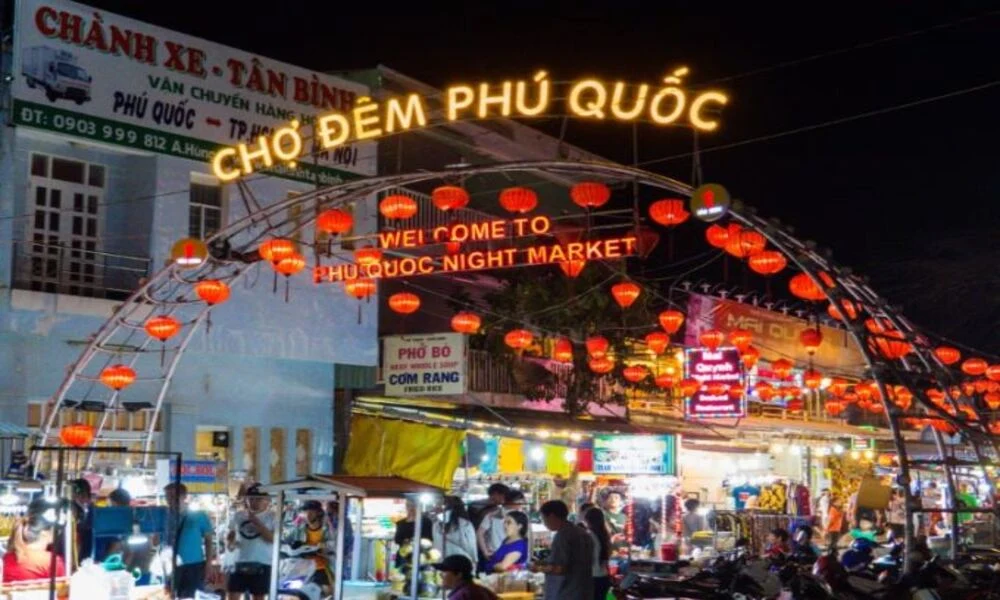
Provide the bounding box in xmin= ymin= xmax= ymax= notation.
xmin=261 ymin=474 xmax=440 ymax=498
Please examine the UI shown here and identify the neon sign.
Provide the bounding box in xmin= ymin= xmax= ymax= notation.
xmin=684 ymin=347 xmax=746 ymax=419
xmin=213 ymin=68 xmax=729 ymax=181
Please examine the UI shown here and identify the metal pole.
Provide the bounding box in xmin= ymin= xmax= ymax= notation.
xmin=411 ymin=498 xmax=422 ymax=599
xmin=48 ymin=447 xmax=65 ymax=600
xmin=353 ymin=496 xmax=364 ymax=580
xmin=334 ymin=495 xmax=347 ymax=600
xmin=269 ymin=490 xmax=285 ymax=599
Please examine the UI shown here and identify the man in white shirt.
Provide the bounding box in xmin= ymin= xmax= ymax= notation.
xmin=226 ymin=484 xmax=275 ymax=600
xmin=476 ymin=483 xmax=510 ymax=571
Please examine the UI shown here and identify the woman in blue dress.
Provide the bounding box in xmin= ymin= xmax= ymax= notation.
xmin=483 ymin=510 xmax=529 ymax=572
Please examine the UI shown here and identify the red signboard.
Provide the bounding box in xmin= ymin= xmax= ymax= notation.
xmin=685 ymin=347 xmax=746 ymax=419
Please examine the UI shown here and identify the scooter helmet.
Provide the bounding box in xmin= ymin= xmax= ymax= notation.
xmin=841 ymin=548 xmax=871 ymax=572
xmin=849 ymin=537 xmax=876 ymax=555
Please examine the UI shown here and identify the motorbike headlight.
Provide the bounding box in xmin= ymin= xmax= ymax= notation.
xmin=286 ymin=579 xmax=304 ymax=589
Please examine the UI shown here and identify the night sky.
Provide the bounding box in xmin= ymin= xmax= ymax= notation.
xmin=69 ymin=1 xmax=1000 ymax=353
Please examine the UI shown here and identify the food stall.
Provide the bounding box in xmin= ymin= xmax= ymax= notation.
xmin=262 ymin=474 xmax=441 ymax=600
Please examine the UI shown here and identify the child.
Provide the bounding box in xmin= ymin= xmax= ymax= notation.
xmin=764 ymin=528 xmax=791 ymax=558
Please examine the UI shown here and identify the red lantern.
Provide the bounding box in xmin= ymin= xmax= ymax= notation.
xmin=782 ymin=385 xmax=802 ymax=399
xmin=855 ymin=381 xmax=874 ymax=402
xmin=504 ymin=329 xmax=534 ymax=350
xmin=445 ymin=240 xmax=462 ymax=255
xmin=728 ymin=329 xmax=753 ymax=353
xmin=644 ymin=332 xmax=669 ymax=355
xmin=258 ymin=238 xmax=296 ymax=264
xmin=451 ymin=312 xmax=481 ymax=334
xmin=729 ymin=384 xmax=745 ymax=400
xmin=553 ymin=338 xmax=574 ymax=363
xmin=570 ymin=181 xmax=611 ymax=209
xmin=658 ymin=310 xmax=685 ymax=335
xmin=195 ymin=279 xmax=230 ymax=305
xmin=344 ymin=278 xmax=377 ymax=300
xmin=274 ymin=252 xmax=306 ymax=277
xmin=379 ymin=194 xmax=418 ymax=220
xmin=586 ymin=335 xmax=609 ymax=358
xmin=724 ymin=230 xmax=766 ymax=259
xmin=803 ymin=369 xmax=822 ymax=390
xmin=755 ymin=382 xmax=775 ymax=401
xmin=655 ymin=374 xmax=676 ymax=389
xmin=826 ymin=378 xmax=846 ymax=397
xmin=827 ymin=299 xmax=858 ymax=322
xmin=705 ymin=224 xmax=730 ymax=248
xmin=984 ymin=392 xmax=1000 ymax=410
xmin=825 ymin=400 xmax=844 ymax=417
xmin=558 ymin=260 xmax=586 ymax=278
xmin=893 ymin=386 xmax=913 ymax=411
xmin=623 ymin=365 xmax=648 ymax=383
xmin=962 ymin=358 xmax=988 ymax=377
xmin=741 ymin=346 xmax=760 ymax=369
xmin=680 ymin=379 xmax=700 ymax=397
xmin=316 ymin=209 xmax=353 ymax=235
xmin=354 ymin=246 xmax=382 ymax=266
xmin=789 ymin=273 xmax=826 ymax=302
xmin=872 ymin=331 xmax=912 ymax=360
xmin=60 ymin=424 xmax=95 ymax=448
xmin=706 ymin=381 xmax=729 ymax=396
xmin=864 ymin=318 xmax=887 ymax=334
xmin=986 ymin=365 xmax=1000 ymax=382
xmin=748 ymin=251 xmax=787 ymax=276
xmin=772 ymin=359 xmax=794 ymax=379
xmin=144 ymin=316 xmax=181 ymax=342
xmin=431 ymin=186 xmax=470 ymax=211
xmin=611 ymin=282 xmax=641 ymax=309
xmin=498 ymin=187 xmax=538 ymax=214
xmin=926 ymin=388 xmax=946 ymax=406
xmin=388 ymin=292 xmax=421 ymax=315
xmin=699 ymin=329 xmax=725 ymax=351
xmin=100 ymin=364 xmax=136 ymax=391
xmin=934 ymin=346 xmax=961 ymax=366
xmin=800 ymin=328 xmax=823 ymax=354
xmin=648 ymin=199 xmax=689 ymax=227
xmin=818 ymin=271 xmax=836 ymax=288
xmin=589 ymin=356 xmax=614 ymax=374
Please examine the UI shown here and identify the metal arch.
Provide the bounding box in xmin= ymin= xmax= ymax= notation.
xmin=37 ymin=160 xmax=995 ymax=561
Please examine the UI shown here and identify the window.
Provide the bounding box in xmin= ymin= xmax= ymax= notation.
xmin=24 ymin=154 xmax=105 ymax=296
xmin=188 ymin=176 xmax=224 ymax=239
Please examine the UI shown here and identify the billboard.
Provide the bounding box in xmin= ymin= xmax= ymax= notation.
xmin=685 ymin=347 xmax=746 ymax=419
xmin=11 ymin=0 xmax=375 ymax=183
xmin=593 ymin=435 xmax=677 ymax=476
xmin=383 ymin=333 xmax=467 ymax=396
xmin=684 ymin=294 xmax=867 ymax=376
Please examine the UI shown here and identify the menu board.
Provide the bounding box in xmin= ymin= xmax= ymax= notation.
xmin=685 ymin=347 xmax=746 ymax=419
xmin=593 ymin=435 xmax=677 ymax=476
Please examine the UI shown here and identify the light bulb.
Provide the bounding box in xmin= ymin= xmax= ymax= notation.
xmin=850 ymin=451 xmax=861 ymax=460
xmin=480 ymin=454 xmax=491 ymax=463
xmin=530 ymin=447 xmax=544 ymax=461
xmin=833 ymin=444 xmax=845 ymax=455
xmin=564 ymin=449 xmax=577 ymax=462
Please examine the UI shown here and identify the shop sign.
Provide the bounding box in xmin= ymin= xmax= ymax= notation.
xmin=383 ymin=333 xmax=467 ymax=396
xmin=684 ymin=294 xmax=866 ymax=375
xmin=685 ymin=347 xmax=746 ymax=419
xmin=593 ymin=434 xmax=677 ymax=476
xmin=690 ymin=183 xmax=731 ymax=222
xmin=156 ymin=459 xmax=227 ymax=494
xmin=851 ymin=438 xmax=873 ymax=451
xmin=11 ymin=0 xmax=373 ymax=184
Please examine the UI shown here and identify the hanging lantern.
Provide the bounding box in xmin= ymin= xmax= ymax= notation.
xmin=451 ymin=312 xmax=481 ymax=334
xmin=818 ymin=271 xmax=836 ymax=288
xmin=553 ymin=338 xmax=574 ymax=363
xmin=431 ymin=186 xmax=470 ymax=211
xmin=799 ymin=328 xmax=823 ymax=354
xmin=504 ymin=329 xmax=534 ymax=350
xmin=144 ymin=315 xmax=181 ymax=342
xmin=445 ymin=240 xmax=462 ymax=255
xmin=867 ymin=401 xmax=885 ymax=414
xmin=388 ymin=292 xmax=421 ymax=315
xmin=975 ymin=379 xmax=991 ymax=394
xmin=100 ymin=364 xmax=136 ymax=391
xmin=379 ymin=194 xmax=418 ymax=220
xmin=825 ymin=401 xmax=845 ymax=417
xmin=274 ymin=252 xmax=306 ymax=277
xmin=623 ymin=365 xmax=649 ymax=383
xmin=724 ymin=230 xmax=766 ymax=259
xmin=655 ymin=374 xmax=676 ymax=389
xmin=930 ymin=419 xmax=957 ymax=435
xmin=771 ymin=358 xmax=794 ymax=379
xmin=195 ymin=279 xmax=230 ymax=305
xmin=842 ymin=392 xmax=859 ymax=404
xmin=680 ymin=378 xmax=700 ymax=397
xmin=782 ymin=385 xmax=802 ymax=400
xmin=741 ymin=346 xmax=760 ymax=369
xmin=934 ymin=346 xmax=961 ymax=366
xmin=589 ymin=356 xmax=614 ymax=374
xmin=872 ymin=330 xmax=912 ymax=360
xmin=611 ymin=282 xmax=641 ymax=309
xmin=728 ymin=384 xmax=745 ymax=400
xmin=855 ymin=381 xmax=874 ymax=402
xmin=962 ymin=358 xmax=988 ymax=377
xmin=789 ymin=273 xmax=826 ymax=301
xmin=59 ymin=424 xmax=95 ymax=448
xmin=658 ymin=310 xmax=685 ymax=335
xmin=728 ymin=329 xmax=753 ymax=353
xmin=648 ymin=199 xmax=689 ymax=227
xmin=258 ymin=238 xmax=296 ymax=264
xmin=570 ymin=181 xmax=611 ymax=209
xmin=755 ymin=382 xmax=775 ymax=401
xmin=354 ymin=246 xmax=382 ymax=266
xmin=926 ymin=388 xmax=946 ymax=406
xmin=961 ymin=381 xmax=977 ymax=396
xmin=829 ymin=378 xmax=849 ymax=397
xmin=705 ymin=224 xmax=730 ymax=248
xmin=986 ymin=365 xmax=1000 ymax=382
xmin=344 ymin=278 xmax=377 ymax=300
xmin=644 ymin=332 xmax=669 ymax=355
xmin=948 ymin=386 xmax=963 ymax=401
xmin=706 ymin=381 xmax=729 ymax=396
xmin=748 ymin=251 xmax=787 ymax=276
xmin=498 ymin=187 xmax=538 ymax=214
xmin=699 ymin=329 xmax=725 ymax=351
xmin=558 ymin=260 xmax=586 ymax=278
xmin=316 ymin=209 xmax=353 ymax=235
xmin=586 ymin=335 xmax=609 ymax=358
xmin=984 ymin=392 xmax=1000 ymax=410
xmin=893 ymin=386 xmax=913 ymax=411
xmin=803 ymin=369 xmax=822 ymax=390
xmin=827 ymin=299 xmax=858 ymax=321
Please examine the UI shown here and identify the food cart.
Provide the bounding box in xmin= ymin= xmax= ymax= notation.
xmin=262 ymin=475 xmax=441 ymax=600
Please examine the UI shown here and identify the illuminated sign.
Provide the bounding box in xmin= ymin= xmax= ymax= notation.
xmin=213 ymin=67 xmax=729 ymax=181
xmin=383 ymin=333 xmax=467 ymax=396
xmin=685 ymin=347 xmax=746 ymax=419
xmin=170 ymin=237 xmax=208 ymax=268
xmin=690 ymin=183 xmax=731 ymax=222
xmin=593 ymin=434 xmax=677 ymax=476
xmin=315 ymin=215 xmax=637 ymax=282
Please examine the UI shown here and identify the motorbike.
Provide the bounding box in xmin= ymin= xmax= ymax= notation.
xmin=276 ymin=543 xmax=331 ymax=600
xmin=618 ymin=547 xmax=768 ymax=599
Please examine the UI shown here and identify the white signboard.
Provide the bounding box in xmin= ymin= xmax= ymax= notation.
xmin=383 ymin=333 xmax=467 ymax=396
xmin=11 ymin=0 xmax=375 ymax=182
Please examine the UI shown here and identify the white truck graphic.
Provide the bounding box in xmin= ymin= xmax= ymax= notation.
xmin=22 ymin=46 xmax=92 ymax=104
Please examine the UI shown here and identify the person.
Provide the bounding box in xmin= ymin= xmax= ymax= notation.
xmin=394 ymin=498 xmax=434 ymax=547
xmin=503 ymin=489 xmax=528 ymax=513
xmin=920 ymin=481 xmax=942 ymax=536
xmin=887 ymin=488 xmax=906 ymax=541
xmin=764 ymin=527 xmax=791 ymax=558
xmin=814 ymin=488 xmax=831 ymax=534
xmin=792 ymin=525 xmax=820 ymax=560
xmin=531 ymin=500 xmax=593 ymax=600
xmin=826 ymin=496 xmax=845 ymax=547
xmin=575 ymin=502 xmax=596 ymax=527
xmin=476 ymin=483 xmax=510 ymax=570
xmin=3 ymin=498 xmax=66 ymax=582
xmin=226 ymin=484 xmax=275 ymax=600
xmin=434 ymin=554 xmax=499 ymax=600
xmin=286 ymin=500 xmax=334 ymax=590
xmin=108 ymin=488 xmax=132 ymax=507
xmin=164 ymin=482 xmax=216 ymax=599
xmin=681 ymin=498 xmax=707 ymax=539
xmin=483 ymin=511 xmax=528 ymax=572
xmin=583 ymin=507 xmax=612 ymax=600
xmin=70 ymin=478 xmax=94 ymax=562
xmin=601 ymin=491 xmax=626 ymax=545
xmin=433 ymin=496 xmax=478 ymax=565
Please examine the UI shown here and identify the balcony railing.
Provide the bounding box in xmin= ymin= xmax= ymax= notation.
xmin=10 ymin=240 xmax=150 ymax=301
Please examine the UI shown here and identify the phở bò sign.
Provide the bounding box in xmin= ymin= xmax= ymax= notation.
xmin=383 ymin=333 xmax=467 ymax=396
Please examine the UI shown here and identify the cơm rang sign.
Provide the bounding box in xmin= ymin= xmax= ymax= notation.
xmin=383 ymin=333 xmax=467 ymax=396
